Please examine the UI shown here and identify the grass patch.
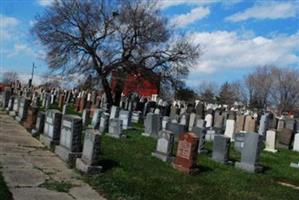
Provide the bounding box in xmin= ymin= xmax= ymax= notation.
xmin=83 ymin=126 xmax=299 ymax=200
xmin=40 ymin=179 xmax=74 ymax=193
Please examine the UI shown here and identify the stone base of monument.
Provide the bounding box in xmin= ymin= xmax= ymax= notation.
xmin=55 ymin=145 xmax=82 ymax=168
xmin=277 ymin=143 xmax=291 ymax=150
xmin=290 ymin=162 xmax=299 ymax=168
xmin=171 ymin=162 xmax=199 ymax=175
xmin=75 ymin=158 xmax=102 ymax=174
xmin=9 ymin=111 xmax=16 ymax=117
xmin=31 ymin=129 xmax=40 ymax=137
xmin=264 ymin=148 xmax=278 ymax=153
xmin=151 ymin=152 xmax=174 ymax=162
xmin=235 ymin=162 xmax=263 ymax=173
xmin=39 ymin=134 xmax=58 ymax=151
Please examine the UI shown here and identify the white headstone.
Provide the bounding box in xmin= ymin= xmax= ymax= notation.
xmin=293 ymin=133 xmax=299 ymax=152
xmin=205 ymin=114 xmax=213 ymax=128
xmin=224 ymin=119 xmax=236 ymax=141
xmin=264 ymin=130 xmax=277 ymax=153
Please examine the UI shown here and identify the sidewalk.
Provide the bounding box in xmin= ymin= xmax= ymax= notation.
xmin=0 ymin=110 xmax=106 ymax=200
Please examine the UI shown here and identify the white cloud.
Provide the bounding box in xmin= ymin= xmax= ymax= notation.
xmin=170 ymin=7 xmax=210 ymax=28
xmin=188 ymin=31 xmax=299 ymax=74
xmin=226 ymin=1 xmax=299 ymax=22
xmin=37 ymin=0 xmax=54 ymax=6
xmin=7 ymin=43 xmax=34 ymax=58
xmin=158 ymin=0 xmax=219 ymax=9
xmin=0 ymin=14 xmax=19 ymax=41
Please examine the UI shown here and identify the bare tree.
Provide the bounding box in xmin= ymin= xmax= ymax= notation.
xmin=32 ymin=0 xmax=200 ymax=107
xmin=2 ymin=71 xmax=19 ymax=84
xmin=197 ymin=81 xmax=218 ymax=103
xmin=270 ymin=67 xmax=299 ymax=113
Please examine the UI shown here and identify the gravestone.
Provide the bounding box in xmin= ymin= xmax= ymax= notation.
xmin=40 ymin=109 xmax=62 ymax=149
xmin=235 ymin=115 xmax=245 ymax=133
xmin=277 ymin=119 xmax=285 ymax=130
xmin=212 ymin=135 xmax=231 ymax=164
xmin=99 ymin=112 xmax=109 ymax=134
xmin=179 ymin=114 xmax=189 ymax=126
xmin=166 ymin=122 xmax=187 ymax=139
xmin=24 ymin=106 xmax=39 ymax=130
xmin=6 ymin=96 xmax=14 ymax=112
xmin=76 ymin=129 xmax=102 ymax=174
xmin=244 ymin=116 xmax=256 ymax=132
xmin=234 ymin=132 xmax=246 ymax=153
xmin=107 ymin=118 xmax=124 ymax=138
xmin=110 ymin=105 xmax=120 ymax=119
xmin=224 ymin=119 xmax=236 ymax=141
xmin=188 ymin=113 xmax=197 ymax=131
xmin=16 ymin=98 xmax=30 ymax=122
xmin=142 ymin=113 xmax=161 ymax=138
xmin=31 ymin=111 xmax=45 ymax=136
xmin=277 ymin=128 xmax=293 ymax=149
xmin=55 ymin=115 xmax=82 ymax=167
xmin=264 ymin=130 xmax=278 ymax=153
xmin=292 ymin=133 xmax=299 ymax=152
xmin=290 ymin=162 xmax=299 ymax=169
xmin=205 ymin=114 xmax=213 ymax=128
xmin=172 ymin=132 xmax=199 ymax=174
xmin=285 ymin=119 xmax=295 ymax=131
xmin=82 ymin=109 xmax=90 ymax=127
xmin=2 ymin=88 xmax=11 ymax=108
xmin=91 ymin=109 xmax=103 ymax=129
xmin=131 ymin=111 xmax=141 ymax=123
xmin=258 ymin=114 xmax=269 ymax=137
xmin=9 ymin=97 xmax=19 ymax=117
xmin=119 ymin=110 xmax=131 ymax=130
xmin=151 ymin=130 xmax=175 ymax=162
xmin=214 ymin=111 xmax=224 ymax=130
xmin=162 ymin=116 xmax=170 ymax=130
xmin=192 ymin=127 xmax=207 ymax=154
xmin=195 ymin=102 xmax=204 ymax=119
xmin=235 ymin=132 xmax=263 ymax=173
xmin=196 ymin=119 xmax=206 ymax=129
xmin=205 ymin=129 xmax=216 ymax=142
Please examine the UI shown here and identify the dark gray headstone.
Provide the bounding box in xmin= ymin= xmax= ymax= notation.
xmin=212 ymin=134 xmax=231 ymax=163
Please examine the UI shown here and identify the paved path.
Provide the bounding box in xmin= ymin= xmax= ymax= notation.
xmin=0 ymin=110 xmax=106 ymax=200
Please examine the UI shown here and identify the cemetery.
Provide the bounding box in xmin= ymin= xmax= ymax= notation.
xmin=1 ymin=1 xmax=299 ymax=200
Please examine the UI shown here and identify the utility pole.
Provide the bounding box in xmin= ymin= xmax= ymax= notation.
xmin=29 ymin=62 xmax=36 ymax=87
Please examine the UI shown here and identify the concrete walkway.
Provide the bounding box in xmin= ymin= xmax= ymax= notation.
xmin=0 ymin=110 xmax=106 ymax=200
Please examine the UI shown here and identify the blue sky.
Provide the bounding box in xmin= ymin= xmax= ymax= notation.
xmin=0 ymin=0 xmax=299 ymax=87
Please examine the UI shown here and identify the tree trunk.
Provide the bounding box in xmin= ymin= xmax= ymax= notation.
xmin=101 ymin=77 xmax=113 ymax=108
xmin=113 ymin=79 xmax=124 ymax=107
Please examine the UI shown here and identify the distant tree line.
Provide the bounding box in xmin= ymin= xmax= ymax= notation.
xmin=197 ymin=65 xmax=299 ymax=113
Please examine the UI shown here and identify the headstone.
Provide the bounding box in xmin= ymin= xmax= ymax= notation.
xmin=285 ymin=119 xmax=295 ymax=131
xmin=213 ymin=111 xmax=224 ymax=130
xmin=192 ymin=127 xmax=207 ymax=154
xmin=31 ymin=111 xmax=46 ymax=136
xmin=196 ymin=119 xmax=206 ymax=129
xmin=195 ymin=102 xmax=204 ymax=118
xmin=62 ymin=104 xmax=67 ymax=115
xmin=131 ymin=111 xmax=141 ymax=123
xmin=119 ymin=110 xmax=131 ymax=130
xmin=143 ymin=113 xmax=161 ymax=138
xmin=110 ymin=106 xmax=120 ymax=119
xmin=55 ymin=115 xmax=82 ymax=167
xmin=244 ymin=116 xmax=256 ymax=132
xmin=151 ymin=130 xmax=175 ymax=162
xmin=277 ymin=119 xmax=285 ymax=130
xmin=224 ymin=119 xmax=236 ymax=141
xmin=258 ymin=114 xmax=269 ymax=137
xmin=76 ymin=129 xmax=102 ymax=174
xmin=290 ymin=162 xmax=299 ymax=169
xmin=234 ymin=132 xmax=245 ymax=153
xmin=205 ymin=129 xmax=215 ymax=142
xmin=277 ymin=128 xmax=293 ymax=149
xmin=107 ymin=118 xmax=124 ymax=138
xmin=2 ymin=88 xmax=11 ymax=108
xmin=212 ymin=135 xmax=231 ymax=164
xmin=91 ymin=109 xmax=103 ymax=129
xmin=205 ymin=114 xmax=213 ymax=128
xmin=188 ymin=113 xmax=196 ymax=131
xmin=40 ymin=109 xmax=62 ymax=149
xmin=9 ymin=97 xmax=19 ymax=117
xmin=99 ymin=112 xmax=109 ymax=134
xmin=235 ymin=115 xmax=245 ymax=133
xmin=264 ymin=130 xmax=278 ymax=153
xmin=235 ymin=132 xmax=263 ymax=173
xmin=292 ymin=133 xmax=299 ymax=152
xmin=82 ymin=109 xmax=90 ymax=127
xmin=166 ymin=122 xmax=187 ymax=139
xmin=6 ymin=96 xmax=14 ymax=112
xmin=172 ymin=132 xmax=199 ymax=174
xmin=16 ymin=98 xmax=30 ymax=122
xmin=24 ymin=106 xmax=39 ymax=130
